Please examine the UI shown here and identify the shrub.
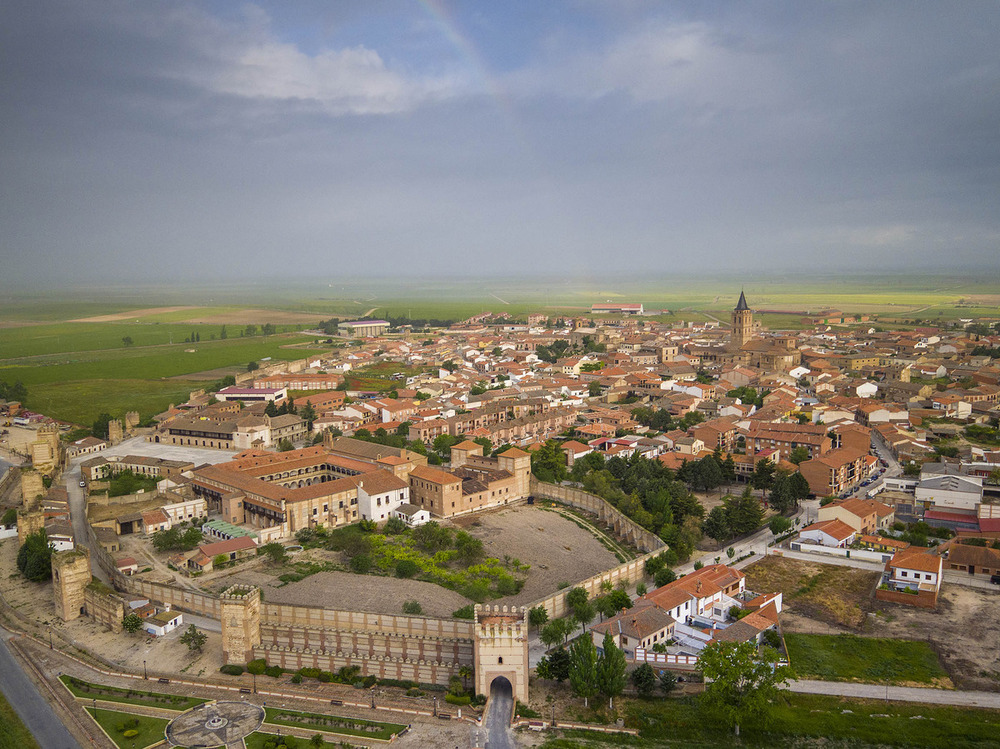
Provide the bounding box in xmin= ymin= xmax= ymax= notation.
xmin=395 ymin=559 xmax=419 ymax=578
xmin=402 ymin=600 xmax=423 ymax=615
xmin=445 ymin=693 xmax=471 ymax=706
xmin=361 ymin=675 xmax=377 ymax=688
xmin=351 ymin=553 xmax=373 ymax=573
xmin=693 ymin=560 xmax=704 ymax=570
xmin=453 ymin=604 xmax=475 ymax=619
xmin=291 ymin=673 xmax=303 ymax=684
xmin=220 ymin=664 xmax=244 ymax=676
xmin=317 ymin=671 xmax=334 ymax=683
xmin=247 ymin=659 xmax=267 ymax=675
xmin=122 ymin=730 xmax=138 ymax=738
xmin=264 ymin=665 xmax=283 ymax=678
xmin=298 ymin=667 xmax=322 ymax=679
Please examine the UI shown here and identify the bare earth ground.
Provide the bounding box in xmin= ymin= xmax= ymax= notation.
xmin=743 ymin=555 xmax=1000 ymax=691
xmin=451 ymin=505 xmax=623 ymax=606
xmin=743 ymin=555 xmax=879 ymax=628
xmin=73 ymin=307 xmax=331 ymax=325
xmin=71 ymin=306 xmax=201 ymax=322
xmin=225 ymin=569 xmax=475 ymax=619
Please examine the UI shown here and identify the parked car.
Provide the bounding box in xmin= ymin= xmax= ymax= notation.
xmin=991 ymin=574 xmax=1000 ymax=586
xmin=79 ymin=480 xmax=86 ymax=487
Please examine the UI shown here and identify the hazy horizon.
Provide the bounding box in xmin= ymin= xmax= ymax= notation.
xmin=3 ymin=1 xmax=1000 ymax=284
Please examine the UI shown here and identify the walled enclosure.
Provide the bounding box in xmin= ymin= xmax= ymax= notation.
xmin=52 ymin=549 xmax=91 ymax=622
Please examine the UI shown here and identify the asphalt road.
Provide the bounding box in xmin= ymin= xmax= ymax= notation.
xmin=788 ymin=678 xmax=1000 ymax=708
xmin=483 ymin=678 xmax=514 ymax=749
xmin=0 ymin=625 xmax=81 ymax=749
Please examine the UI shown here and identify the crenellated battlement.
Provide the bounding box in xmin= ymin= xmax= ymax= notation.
xmin=473 ymin=603 xmax=529 ymax=702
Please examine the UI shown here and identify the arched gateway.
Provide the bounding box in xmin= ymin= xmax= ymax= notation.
xmin=473 ymin=604 xmax=529 ymax=703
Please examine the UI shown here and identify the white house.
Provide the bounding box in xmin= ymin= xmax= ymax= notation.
xmin=855 ymin=382 xmax=878 ymax=399
xmin=355 ymin=471 xmax=410 ymax=523
xmin=393 ymin=503 xmax=431 ymax=527
xmin=144 ymin=609 xmax=183 ymax=637
xmin=885 ymin=548 xmax=942 ymax=593
xmin=799 ymin=519 xmax=857 ymax=548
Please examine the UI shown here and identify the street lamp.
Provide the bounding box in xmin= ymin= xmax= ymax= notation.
xmin=143 ymin=660 xmax=147 ymax=680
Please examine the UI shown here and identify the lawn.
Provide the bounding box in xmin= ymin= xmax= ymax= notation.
xmin=0 ymin=690 xmax=40 ymax=749
xmin=22 ymin=379 xmax=199 ymax=426
xmin=540 ymin=692 xmax=1000 ymax=748
xmin=263 ymin=706 xmax=406 ymax=740
xmin=784 ymin=633 xmax=949 ymax=686
xmin=60 ymin=675 xmax=207 ymax=710
xmin=84 ymin=707 xmax=170 ymax=749
xmin=246 ymin=732 xmax=344 ymax=749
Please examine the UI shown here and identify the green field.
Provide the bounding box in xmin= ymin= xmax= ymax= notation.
xmin=60 ymin=675 xmax=207 ymax=711
xmin=263 ymin=706 xmax=406 ymax=741
xmin=0 ymin=334 xmax=328 ymax=425
xmin=541 ymin=692 xmax=1000 ymax=748
xmin=784 ymin=633 xmax=949 ymax=685
xmin=0 ymin=690 xmax=41 ymax=749
xmin=84 ymin=707 xmax=170 ymax=749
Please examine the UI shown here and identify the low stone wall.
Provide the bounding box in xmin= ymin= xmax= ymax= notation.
xmin=875 ymin=587 xmax=938 ymax=609
xmin=261 ymin=604 xmax=475 ymax=641
xmin=530 ymin=478 xmax=666 ymax=553
xmin=526 ymin=550 xmax=661 ymax=620
xmin=253 ymin=645 xmax=460 ymax=686
xmin=0 ymin=466 xmax=18 ymax=498
xmin=260 ymin=623 xmax=473 ymax=664
xmin=124 ymin=579 xmax=222 ymax=619
xmin=83 ymin=586 xmax=126 ymax=633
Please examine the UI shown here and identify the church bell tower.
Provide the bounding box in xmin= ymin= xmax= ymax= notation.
xmin=731 ymin=290 xmax=753 ymax=349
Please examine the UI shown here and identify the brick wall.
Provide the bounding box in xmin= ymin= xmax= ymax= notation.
xmin=875 ymin=587 xmax=938 ymax=609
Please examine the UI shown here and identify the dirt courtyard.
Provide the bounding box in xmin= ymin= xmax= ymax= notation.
xmin=450 ymin=505 xmax=624 ymax=606
xmin=744 ymin=554 xmax=1000 ymax=691
xmin=221 ymin=505 xmax=624 ymax=618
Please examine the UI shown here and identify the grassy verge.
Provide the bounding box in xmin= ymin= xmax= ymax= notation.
xmin=60 ymin=675 xmax=206 ymax=710
xmin=264 ymin=706 xmax=406 ymax=740
xmin=784 ymin=633 xmax=949 ymax=685
xmin=84 ymin=707 xmax=170 ymax=749
xmin=540 ymin=692 xmax=1000 ymax=748
xmin=246 ymin=731 xmax=350 ymax=749
xmin=0 ymin=690 xmax=41 ymax=749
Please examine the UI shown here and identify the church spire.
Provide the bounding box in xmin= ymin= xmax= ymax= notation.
xmin=735 ymin=289 xmax=749 ymax=311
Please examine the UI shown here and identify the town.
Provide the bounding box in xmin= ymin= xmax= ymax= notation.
xmin=2 ymin=290 xmax=1000 ymax=748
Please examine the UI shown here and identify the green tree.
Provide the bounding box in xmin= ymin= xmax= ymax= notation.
xmin=122 ymin=613 xmax=143 ymax=633
xmin=568 ymin=631 xmax=599 ymax=708
xmin=91 ymin=412 xmax=114 ymax=440
xmin=750 ymin=459 xmax=776 ymax=496
xmin=566 ymin=587 xmax=589 ymax=612
xmin=1 ymin=508 xmax=16 ymax=526
xmin=726 ymin=487 xmax=765 ymax=536
xmin=654 ymin=567 xmax=677 ymax=588
xmin=402 ymin=600 xmax=422 ymax=615
xmin=16 ymin=530 xmax=52 ymax=582
xmin=259 ymin=542 xmax=288 ymax=565
xmin=631 ymin=663 xmax=657 ymax=697
xmin=531 ymin=440 xmax=568 ymax=483
xmin=768 ymin=515 xmax=793 ymax=537
xmin=573 ymin=600 xmax=596 ymax=634
xmin=697 ymin=640 xmax=792 ymax=736
xmin=247 ymin=360 xmax=260 ymax=372
xmin=528 ymin=605 xmax=549 ymax=631
xmin=220 ymin=325 xmax=227 ymax=339
xmin=658 ymin=669 xmax=677 ymax=695
xmin=179 ymin=624 xmax=207 ymax=652
xmin=121 ymin=336 xmax=133 ymax=347
xmin=299 ymin=403 xmax=317 ymax=430
xmin=597 ymin=631 xmax=627 ymax=710
xmin=546 ymin=647 xmax=571 ymax=682
xmin=788 ymin=446 xmax=810 ymax=465
xmin=278 ymin=438 xmax=295 ymax=451
xmin=702 ymin=505 xmax=731 ymax=541
xmin=769 ymin=474 xmax=796 ymax=514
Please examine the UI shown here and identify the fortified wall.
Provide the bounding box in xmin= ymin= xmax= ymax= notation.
xmin=530 ymin=477 xmax=666 ymax=553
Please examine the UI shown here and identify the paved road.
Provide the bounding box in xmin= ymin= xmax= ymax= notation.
xmin=0 ymin=625 xmax=81 ymax=749
xmin=482 ymin=679 xmax=515 ymax=749
xmin=788 ymin=678 xmax=1000 ymax=708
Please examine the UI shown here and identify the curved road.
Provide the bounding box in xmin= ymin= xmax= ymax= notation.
xmin=0 ymin=625 xmax=81 ymax=748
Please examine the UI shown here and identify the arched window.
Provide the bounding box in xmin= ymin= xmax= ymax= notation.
xmin=498 ymin=657 xmax=503 ymax=664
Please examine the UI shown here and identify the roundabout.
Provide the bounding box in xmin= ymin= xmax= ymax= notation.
xmin=165 ymin=700 xmax=265 ymax=748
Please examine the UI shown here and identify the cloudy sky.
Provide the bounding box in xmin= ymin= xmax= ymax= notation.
xmin=2 ymin=1 xmax=999 ymax=285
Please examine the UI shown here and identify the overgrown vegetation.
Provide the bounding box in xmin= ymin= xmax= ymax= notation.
xmin=784 ymin=633 xmax=948 ymax=685
xmin=60 ymin=676 xmax=206 ymax=710
xmin=295 ymin=520 xmax=525 ymax=601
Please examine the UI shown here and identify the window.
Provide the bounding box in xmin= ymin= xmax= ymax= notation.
xmin=900 ymin=571 xmax=907 ymax=577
